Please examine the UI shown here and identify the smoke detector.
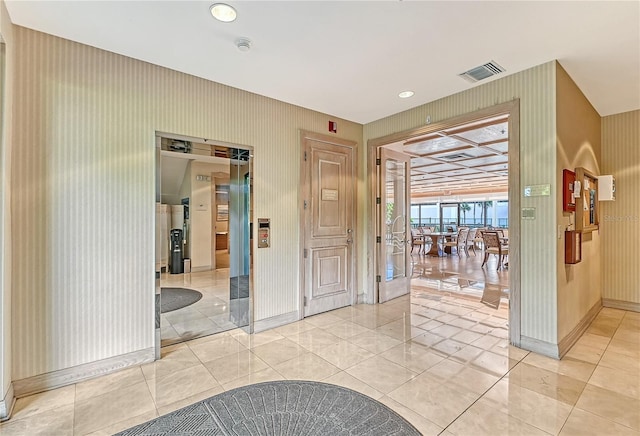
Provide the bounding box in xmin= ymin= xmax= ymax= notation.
xmin=235 ymin=38 xmax=252 ymax=52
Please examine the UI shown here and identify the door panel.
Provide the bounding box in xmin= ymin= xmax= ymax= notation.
xmin=378 ymin=147 xmax=411 ymax=303
xmin=303 ymin=134 xmax=355 ymax=317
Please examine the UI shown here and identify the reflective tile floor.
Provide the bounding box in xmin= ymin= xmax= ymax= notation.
xmin=160 ymin=269 xmax=238 ymax=347
xmin=2 ymin=269 xmax=639 ymax=434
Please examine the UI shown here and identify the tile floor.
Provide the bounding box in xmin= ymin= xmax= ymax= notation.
xmin=2 ymin=261 xmax=639 ymax=435
xmin=160 ymin=265 xmax=242 ymax=346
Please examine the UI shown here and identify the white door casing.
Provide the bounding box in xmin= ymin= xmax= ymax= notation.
xmin=301 ymin=132 xmax=356 ymax=317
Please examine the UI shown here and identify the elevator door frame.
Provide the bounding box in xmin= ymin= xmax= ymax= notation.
xmin=154 ymin=131 xmax=254 ymax=359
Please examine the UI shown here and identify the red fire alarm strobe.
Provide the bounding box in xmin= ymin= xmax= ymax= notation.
xmin=328 ymin=121 xmax=337 ymax=133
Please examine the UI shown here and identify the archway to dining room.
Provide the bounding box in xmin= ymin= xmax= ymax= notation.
xmin=367 ymin=101 xmax=520 ymax=352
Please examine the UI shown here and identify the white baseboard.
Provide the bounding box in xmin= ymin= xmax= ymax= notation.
xmin=0 ymin=383 xmax=14 ymax=421
xmin=13 ymin=348 xmax=155 ymax=398
xmin=602 ymin=299 xmax=640 ymax=313
xmin=253 ymin=310 xmax=300 ymax=333
xmin=520 ymin=336 xmax=559 ymax=359
xmin=191 ymin=265 xmax=212 ymax=273
xmin=558 ymin=300 xmax=602 ymax=358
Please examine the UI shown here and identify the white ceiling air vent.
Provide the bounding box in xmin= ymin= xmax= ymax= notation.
xmin=440 ymin=152 xmax=474 ymax=161
xmin=459 ymin=61 xmax=505 ymax=83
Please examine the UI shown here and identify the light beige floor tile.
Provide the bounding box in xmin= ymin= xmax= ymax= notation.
xmin=380 ymin=342 xmax=445 ymax=373
xmin=505 ymin=362 xmax=586 ymax=405
xmin=446 ymin=398 xmax=550 ymax=436
xmin=447 ymin=316 xmax=477 ymax=330
xmin=141 ymin=345 xmax=201 ymax=381
xmin=345 ymin=355 xmax=417 ymax=394
xmin=425 ymin=358 xmax=499 ymax=395
xmin=377 ymin=396 xmax=444 ymax=436
xmin=563 ymin=342 xmax=604 ymax=364
xmin=471 ymin=350 xmax=517 ymax=377
xmin=588 ymin=365 xmax=640 ymax=400
xmin=430 ymin=324 xmax=463 ymax=339
xmin=574 ymin=332 xmax=611 ymax=351
xmin=203 ymin=349 xmax=270 ymax=384
xmin=586 ymin=323 xmax=618 ymax=338
xmin=559 ymin=407 xmax=640 ymax=436
xmin=322 ymin=320 xmax=372 ymax=339
xmin=387 ymin=377 xmax=478 ymax=428
xmin=607 ymin=337 xmax=640 ymax=359
xmin=598 ymin=307 xmax=627 ymax=320
xmin=450 ymin=344 xmax=484 ymax=364
xmin=430 ymin=338 xmax=466 ymax=356
xmin=0 ymin=404 xmax=74 ymax=436
xmin=303 ymin=311 xmax=344 ymax=328
xmin=350 ymin=312 xmax=393 ymax=329
xmin=10 ymin=384 xmax=75 ymax=421
xmin=251 ymin=337 xmax=307 ymax=366
xmin=450 ymin=329 xmax=484 ymax=344
xmin=483 ymin=378 xmax=573 ymax=434
xmin=272 ymin=352 xmax=340 ymax=381
xmin=313 ymin=340 xmax=375 ymax=370
xmin=347 ymin=330 xmax=402 ymax=354
xmin=147 ymin=364 xmax=221 ymax=408
xmin=599 ymin=349 xmax=640 ymax=374
xmin=523 ymin=352 xmax=596 ymax=382
xmin=415 ymin=319 xmax=445 ymax=331
xmin=221 ymin=367 xmax=285 ymax=391
xmin=470 ymin=334 xmax=501 ymax=349
xmin=612 ymin=327 xmax=640 ymax=344
xmin=271 ymin=320 xmax=315 ymax=336
xmin=323 ymin=371 xmax=385 ymax=400
xmin=76 ymin=366 xmax=146 ymax=402
xmin=74 ymin=381 xmax=155 ymax=435
xmin=187 ymin=334 xmax=246 ymax=363
xmin=576 ymin=384 xmax=640 ymax=430
xmin=85 ymin=410 xmax=158 ymax=436
xmin=411 ymin=331 xmax=445 ymax=348
xmin=227 ymin=329 xmax=285 ymax=349
xmin=285 ymin=328 xmax=342 ymax=353
xmin=156 ymin=386 xmax=224 ymax=416
xmin=374 ymin=319 xmax=424 ymax=341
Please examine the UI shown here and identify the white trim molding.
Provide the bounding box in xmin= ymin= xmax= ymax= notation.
xmin=520 ymin=336 xmax=559 ymax=359
xmin=558 ymin=300 xmax=602 ymax=358
xmin=253 ymin=310 xmax=299 ymax=333
xmin=13 ymin=348 xmax=154 ymax=398
xmin=0 ymin=383 xmax=15 ymax=421
xmin=603 ymin=299 xmax=640 ymax=313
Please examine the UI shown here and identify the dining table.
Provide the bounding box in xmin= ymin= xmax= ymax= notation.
xmin=422 ymin=232 xmax=456 ymax=256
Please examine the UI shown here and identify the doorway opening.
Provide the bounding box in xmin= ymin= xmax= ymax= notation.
xmin=155 ymin=133 xmax=253 ymax=351
xmin=369 ymin=101 xmax=520 ymax=346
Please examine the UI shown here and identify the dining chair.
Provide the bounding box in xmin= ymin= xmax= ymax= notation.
xmin=465 ymin=227 xmax=478 ymax=256
xmin=481 ymin=231 xmax=509 ymax=269
xmin=410 ymin=228 xmax=425 ymax=254
xmin=444 ymin=227 xmax=469 ymax=257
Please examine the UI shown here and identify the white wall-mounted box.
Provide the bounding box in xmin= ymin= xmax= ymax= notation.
xmin=598 ymin=175 xmax=615 ymax=201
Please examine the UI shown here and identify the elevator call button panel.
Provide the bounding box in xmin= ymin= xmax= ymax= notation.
xmin=258 ymin=218 xmax=270 ymax=248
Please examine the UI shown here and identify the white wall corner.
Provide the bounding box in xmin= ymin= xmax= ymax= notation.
xmin=0 ymin=382 xmax=14 ymax=421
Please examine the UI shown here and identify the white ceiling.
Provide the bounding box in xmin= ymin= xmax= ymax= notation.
xmin=5 ymin=1 xmax=639 ymax=124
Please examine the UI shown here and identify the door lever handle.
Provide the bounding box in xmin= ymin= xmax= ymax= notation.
xmin=346 ymin=238 xmax=353 ymax=244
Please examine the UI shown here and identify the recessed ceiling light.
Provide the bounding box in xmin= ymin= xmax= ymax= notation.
xmin=398 ymin=91 xmax=414 ymax=99
xmin=210 ymin=3 xmax=237 ymax=22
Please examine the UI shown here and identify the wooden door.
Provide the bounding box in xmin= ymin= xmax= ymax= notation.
xmin=378 ymin=147 xmax=411 ymax=302
xmin=301 ymin=132 xmax=356 ymax=317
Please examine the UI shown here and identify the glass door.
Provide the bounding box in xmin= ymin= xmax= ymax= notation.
xmin=378 ymin=147 xmax=411 ymax=303
xmin=440 ymin=203 xmax=459 ymax=232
